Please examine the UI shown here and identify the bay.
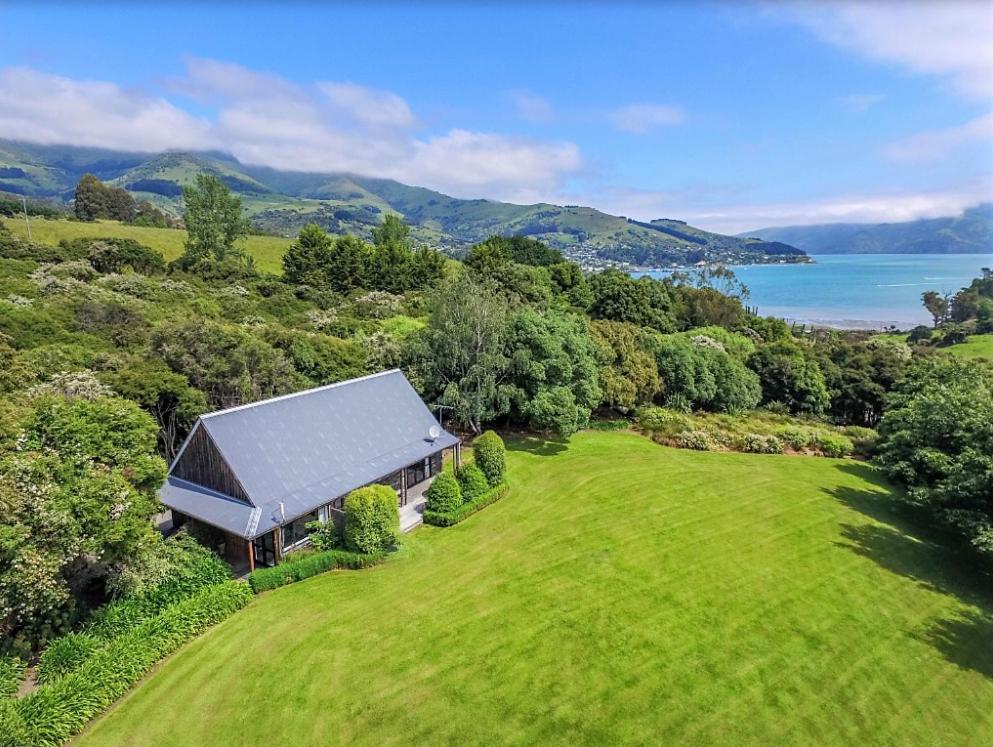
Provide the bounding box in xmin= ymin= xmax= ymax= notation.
xmin=636 ymin=253 xmax=993 ymax=329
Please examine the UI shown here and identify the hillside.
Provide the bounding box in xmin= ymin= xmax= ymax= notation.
xmin=0 ymin=139 xmax=805 ymax=267
xmin=742 ymin=204 xmax=993 ymax=254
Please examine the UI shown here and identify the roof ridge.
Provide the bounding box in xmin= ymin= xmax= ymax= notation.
xmin=200 ymin=369 xmax=401 ymax=420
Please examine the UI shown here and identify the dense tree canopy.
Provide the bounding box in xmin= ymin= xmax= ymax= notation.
xmin=875 ymin=358 xmax=993 ymax=557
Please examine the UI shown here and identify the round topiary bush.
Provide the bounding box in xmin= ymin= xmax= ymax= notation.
xmin=343 ymin=484 xmax=399 ymax=554
xmin=426 ymin=472 xmax=462 ymax=513
xmin=456 ymin=464 xmax=489 ymax=502
xmin=473 ymin=431 xmax=506 ymax=487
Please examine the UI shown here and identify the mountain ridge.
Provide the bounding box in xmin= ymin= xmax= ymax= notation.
xmin=741 ymin=204 xmax=993 ymax=255
xmin=0 ymin=139 xmax=806 ymax=267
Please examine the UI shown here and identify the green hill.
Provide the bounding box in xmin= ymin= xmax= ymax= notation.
xmin=742 ymin=204 xmax=993 ymax=254
xmin=0 ymin=139 xmax=805 ymax=267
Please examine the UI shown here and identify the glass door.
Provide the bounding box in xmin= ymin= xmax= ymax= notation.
xmin=252 ymin=532 xmax=276 ymax=567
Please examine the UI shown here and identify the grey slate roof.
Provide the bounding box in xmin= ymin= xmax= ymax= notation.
xmin=159 ymin=369 xmax=458 ymax=538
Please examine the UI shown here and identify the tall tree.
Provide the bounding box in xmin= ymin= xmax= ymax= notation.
xmin=179 ymin=174 xmax=249 ymax=266
xmin=921 ymin=290 xmax=949 ymax=328
xmin=409 ymin=272 xmax=509 ymax=433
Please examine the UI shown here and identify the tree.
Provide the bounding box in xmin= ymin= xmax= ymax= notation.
xmin=747 ymin=340 xmax=829 ymax=414
xmin=502 ymin=310 xmax=602 ymax=434
xmin=73 ymin=174 xmax=135 ymax=223
xmin=100 ymin=360 xmax=207 ymax=460
xmin=282 ymin=223 xmax=334 ymax=286
xmin=588 ymin=270 xmax=677 ymax=333
xmin=875 ymin=358 xmax=993 ymax=556
xmin=409 ymin=272 xmax=510 ymax=433
xmin=371 ymin=213 xmax=411 ymax=249
xmin=921 ymin=290 xmax=949 ymax=328
xmin=0 ymin=394 xmax=166 ymax=647
xmin=150 ymin=319 xmax=305 ymax=409
xmin=590 ymin=320 xmax=660 ymax=412
xmin=179 ymin=174 xmax=250 ymax=267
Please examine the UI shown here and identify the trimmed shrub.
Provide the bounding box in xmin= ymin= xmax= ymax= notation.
xmin=456 ymin=464 xmax=489 ymax=502
xmin=0 ymin=656 xmax=26 ymax=699
xmin=343 ymin=484 xmax=399 ymax=554
xmin=248 ymin=550 xmax=384 ymax=594
xmin=738 ymin=433 xmax=784 ymax=454
xmin=473 ymin=431 xmax=505 ymax=487
xmin=425 ymin=472 xmax=462 ymax=513
xmin=1 ymin=582 xmax=251 ymax=747
xmin=423 ymin=483 xmax=510 ymax=527
xmin=813 ymin=432 xmax=854 ymax=458
xmin=36 ymin=633 xmax=100 ymax=684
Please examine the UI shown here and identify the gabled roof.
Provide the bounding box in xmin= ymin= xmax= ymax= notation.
xmin=160 ymin=369 xmax=458 ymax=538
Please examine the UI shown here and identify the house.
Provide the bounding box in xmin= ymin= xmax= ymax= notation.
xmin=159 ymin=369 xmax=461 ymax=570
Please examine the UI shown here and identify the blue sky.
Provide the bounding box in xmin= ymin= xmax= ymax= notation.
xmin=1 ymin=1 xmax=991 ymax=232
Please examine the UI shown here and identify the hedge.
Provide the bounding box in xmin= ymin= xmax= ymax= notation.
xmin=0 ymin=581 xmax=251 ymax=747
xmin=473 ymin=431 xmax=506 ymax=487
xmin=0 ymin=656 xmax=25 ymax=700
xmin=456 ymin=463 xmax=489 ymax=502
xmin=423 ymin=483 xmax=509 ymax=527
xmin=248 ymin=550 xmax=385 ymax=594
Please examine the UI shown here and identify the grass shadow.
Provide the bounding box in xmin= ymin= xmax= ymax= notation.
xmin=922 ymin=610 xmax=993 ymax=679
xmin=828 ymin=466 xmax=993 ymax=680
xmin=505 ymin=434 xmax=570 ymax=457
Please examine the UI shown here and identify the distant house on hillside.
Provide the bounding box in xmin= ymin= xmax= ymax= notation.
xmin=159 ymin=370 xmax=461 ymax=570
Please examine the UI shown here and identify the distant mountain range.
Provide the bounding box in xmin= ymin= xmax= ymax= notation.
xmin=742 ymin=204 xmax=993 ymax=255
xmin=0 ymin=139 xmax=804 ymax=267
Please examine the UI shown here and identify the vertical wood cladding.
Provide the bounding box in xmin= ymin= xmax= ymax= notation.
xmin=173 ymin=425 xmax=252 ymax=504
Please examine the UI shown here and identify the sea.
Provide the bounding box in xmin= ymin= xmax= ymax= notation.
xmin=636 ymin=253 xmax=993 ymax=330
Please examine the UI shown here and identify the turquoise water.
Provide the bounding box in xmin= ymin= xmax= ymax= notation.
xmin=638 ymin=254 xmax=993 ymax=329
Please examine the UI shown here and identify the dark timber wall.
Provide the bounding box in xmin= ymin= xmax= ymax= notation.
xmin=172 ymin=424 xmax=252 ymax=503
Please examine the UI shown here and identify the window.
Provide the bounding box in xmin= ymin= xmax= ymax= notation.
xmin=282 ymin=510 xmax=318 ymax=549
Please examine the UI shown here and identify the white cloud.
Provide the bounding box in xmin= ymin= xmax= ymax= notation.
xmin=884 ymin=110 xmax=993 ymax=162
xmin=778 ymin=1 xmax=993 ymax=101
xmin=318 ymin=82 xmax=415 ymax=129
xmin=509 ymin=90 xmax=553 ymax=123
xmin=609 ymin=103 xmax=685 ymax=133
xmin=0 ymin=62 xmax=582 ymax=201
xmin=570 ymin=183 xmax=993 ymax=234
xmin=0 ymin=67 xmax=214 ymax=152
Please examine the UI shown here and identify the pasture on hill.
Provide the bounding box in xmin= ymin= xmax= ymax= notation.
xmin=77 ymin=431 xmax=993 ymax=746
xmin=948 ymin=333 xmax=993 ymax=359
xmin=6 ymin=218 xmax=291 ymax=274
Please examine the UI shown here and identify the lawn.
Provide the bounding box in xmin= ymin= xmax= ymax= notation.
xmin=948 ymin=333 xmax=993 ymax=359
xmin=6 ymin=218 xmax=292 ymax=274
xmin=77 ymin=432 xmax=993 ymax=745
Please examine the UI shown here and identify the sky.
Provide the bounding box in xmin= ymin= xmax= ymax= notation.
xmin=1 ymin=1 xmax=992 ymax=233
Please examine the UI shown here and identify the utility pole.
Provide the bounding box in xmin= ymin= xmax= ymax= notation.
xmin=21 ymin=196 xmax=31 ymax=240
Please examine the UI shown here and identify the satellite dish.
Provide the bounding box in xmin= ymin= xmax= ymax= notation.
xmin=429 ymin=425 xmax=441 ymax=440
